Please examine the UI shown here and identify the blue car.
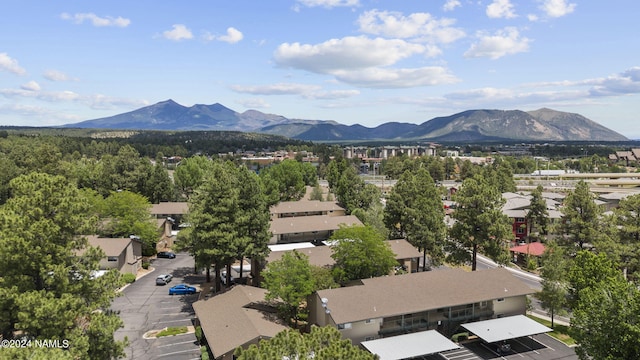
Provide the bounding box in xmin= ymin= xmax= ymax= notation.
xmin=169 ymin=284 xmax=197 ymax=295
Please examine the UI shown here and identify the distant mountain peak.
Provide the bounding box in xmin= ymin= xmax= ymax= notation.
xmin=62 ymin=101 xmax=627 ymax=142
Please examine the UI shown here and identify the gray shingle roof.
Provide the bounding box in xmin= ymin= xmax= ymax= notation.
xmin=316 ymin=268 xmax=534 ymax=324
xmin=193 ymin=286 xmax=288 ymax=358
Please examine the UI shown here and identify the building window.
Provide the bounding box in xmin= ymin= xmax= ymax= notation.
xmin=364 ymin=336 xmax=375 ymax=341
xmin=497 ymin=298 xmax=505 ymax=302
xmin=516 ymin=218 xmax=525 ymax=223
xmin=365 ymin=319 xmax=374 ymax=324
xmin=517 ymin=227 xmax=525 ymax=234
xmin=107 ymin=256 xmax=118 ymax=262
xmin=337 ymin=323 xmax=352 ymax=329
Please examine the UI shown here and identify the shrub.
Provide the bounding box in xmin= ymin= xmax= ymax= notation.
xmin=195 ymin=326 xmax=206 ymax=345
xmin=200 ymin=346 xmax=210 ymax=360
xmin=121 ymin=273 xmax=136 ymax=284
xmin=142 ymin=261 xmax=150 ymax=270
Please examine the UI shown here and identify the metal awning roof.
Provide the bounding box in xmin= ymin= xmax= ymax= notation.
xmin=361 ymin=330 xmax=459 ymax=360
xmin=461 ymin=315 xmax=552 ymax=343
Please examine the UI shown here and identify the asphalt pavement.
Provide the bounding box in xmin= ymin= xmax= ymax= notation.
xmin=111 ymin=253 xmax=204 ymax=360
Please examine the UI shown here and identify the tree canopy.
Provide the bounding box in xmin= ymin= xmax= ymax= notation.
xmin=330 ymin=225 xmax=397 ymax=283
xmin=384 ymin=168 xmax=446 ymax=270
xmin=262 ymin=250 xmax=315 ymax=325
xmin=447 ymin=174 xmax=513 ymax=270
xmin=234 ymin=326 xmax=378 ymax=360
xmin=0 ymin=172 xmax=126 ymax=359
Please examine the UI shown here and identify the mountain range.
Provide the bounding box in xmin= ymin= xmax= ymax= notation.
xmin=64 ymin=99 xmax=628 ymax=142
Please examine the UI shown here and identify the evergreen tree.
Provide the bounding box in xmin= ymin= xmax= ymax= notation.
xmin=232 ymin=165 xmax=271 ymax=286
xmin=188 ymin=161 xmax=238 ymax=288
xmin=526 ymin=185 xmax=549 ymax=240
xmin=613 ymin=193 xmax=640 ymax=283
xmin=384 ymin=168 xmax=446 ymax=270
xmin=560 ymin=180 xmax=602 ymax=250
xmin=448 ymin=174 xmax=513 ymax=270
xmin=536 ymin=241 xmax=568 ymax=328
xmin=0 ymin=173 xmax=126 ymax=359
xmin=571 ymin=259 xmax=640 ymax=360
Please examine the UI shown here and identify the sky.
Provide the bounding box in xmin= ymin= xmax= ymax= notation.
xmin=2 ymin=1 xmax=640 ymax=138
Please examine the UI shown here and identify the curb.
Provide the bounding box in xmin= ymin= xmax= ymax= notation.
xmin=143 ymin=325 xmax=196 ymax=340
xmin=118 ymin=267 xmax=156 ymax=292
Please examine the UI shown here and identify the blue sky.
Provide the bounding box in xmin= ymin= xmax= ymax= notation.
xmin=2 ymin=1 xmax=640 ymax=138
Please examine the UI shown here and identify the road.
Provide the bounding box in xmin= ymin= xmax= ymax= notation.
xmin=476 ymin=254 xmax=571 ymax=325
xmin=111 ymin=253 xmax=203 ymax=360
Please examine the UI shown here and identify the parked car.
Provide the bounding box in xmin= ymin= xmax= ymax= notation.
xmin=481 ymin=340 xmax=511 ymax=355
xmin=169 ymin=284 xmax=197 ymax=295
xmin=157 ymin=251 xmax=176 ymax=259
xmin=155 ymin=274 xmax=173 ymax=285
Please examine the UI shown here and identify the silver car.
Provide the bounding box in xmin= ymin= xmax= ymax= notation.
xmin=156 ymin=274 xmax=173 ymax=285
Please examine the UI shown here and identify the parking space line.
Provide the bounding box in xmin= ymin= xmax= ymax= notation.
xmin=513 ymin=338 xmax=540 ymax=355
xmin=155 ymin=349 xmax=201 ymax=358
xmin=154 ymin=319 xmax=193 ymax=325
xmin=157 ymin=340 xmax=196 ymax=348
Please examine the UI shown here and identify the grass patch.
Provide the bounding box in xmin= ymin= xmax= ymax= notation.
xmin=527 ymin=315 xmax=575 ymax=345
xmin=156 ymin=326 xmax=188 ymax=337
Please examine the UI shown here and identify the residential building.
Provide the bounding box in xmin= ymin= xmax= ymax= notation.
xmin=270 ymin=200 xmax=346 ymax=219
xmin=501 ymin=192 xmax=562 ymax=242
xmin=309 ymin=268 xmax=534 ymax=344
xmin=83 ymin=235 xmax=143 ymax=275
xmin=269 ymin=215 xmax=363 ymax=244
xmin=193 ymin=285 xmax=288 ymax=360
xmin=266 ymin=239 xmax=422 ymax=273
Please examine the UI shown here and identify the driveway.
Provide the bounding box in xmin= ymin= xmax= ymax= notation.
xmin=112 ymin=253 xmax=204 ymax=360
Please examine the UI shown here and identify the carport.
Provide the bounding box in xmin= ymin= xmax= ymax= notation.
xmin=361 ymin=330 xmax=459 ymax=360
xmin=461 ymin=315 xmax=552 ymax=343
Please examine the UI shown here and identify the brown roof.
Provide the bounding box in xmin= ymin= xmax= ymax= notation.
xmin=266 ymin=240 xmax=420 ymax=268
xmin=316 ymin=268 xmax=534 ymax=324
xmin=510 ymin=242 xmax=546 ymax=257
xmin=270 ymin=215 xmax=363 ymax=235
xmin=82 ymin=235 xmax=131 ymax=256
xmin=388 ymin=239 xmax=422 ymax=260
xmin=270 ymin=200 xmax=345 ymax=215
xmin=150 ymin=202 xmax=189 ymax=215
xmin=193 ymin=286 xmax=288 ymax=358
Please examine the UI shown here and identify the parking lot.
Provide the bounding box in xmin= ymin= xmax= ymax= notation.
xmin=111 ymin=253 xmax=204 ymax=360
xmin=413 ymin=334 xmax=577 ymax=360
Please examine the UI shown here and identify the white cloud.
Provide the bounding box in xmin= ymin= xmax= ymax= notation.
xmin=230 ymin=83 xmax=321 ymax=95
xmin=43 ymin=69 xmax=73 ymax=82
xmin=60 ymin=13 xmax=130 ymax=27
xmin=295 ymin=0 xmax=359 ymax=8
xmin=21 ymin=81 xmax=40 ymax=91
xmin=231 ymin=83 xmax=359 ymax=100
xmin=331 ymin=66 xmax=459 ymax=88
xmin=274 ymin=36 xmax=426 ymax=74
xmin=304 ymin=89 xmax=360 ymax=99
xmin=162 ymin=24 xmax=193 ymax=41
xmin=588 ymin=67 xmax=640 ymax=96
xmin=357 ymin=10 xmax=465 ymax=44
xmin=443 ymin=0 xmax=461 ymax=12
xmin=464 ymin=27 xmax=530 ymax=59
xmin=540 ymin=0 xmax=576 ymax=18
xmin=0 ymin=53 xmax=26 ymax=75
xmin=236 ymin=98 xmax=271 ymax=109
xmin=218 ymin=27 xmax=244 ymax=44
xmin=486 ymin=0 xmax=517 ymax=19
xmin=527 ymin=14 xmax=539 ymax=22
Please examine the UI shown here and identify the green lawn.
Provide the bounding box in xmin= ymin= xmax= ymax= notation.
xmin=527 ymin=315 xmax=575 ymax=346
xmin=156 ymin=326 xmax=188 ymax=337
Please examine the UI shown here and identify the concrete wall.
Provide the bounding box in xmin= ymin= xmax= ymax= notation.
xmin=493 ymin=296 xmax=527 ymax=318
xmin=338 ymin=318 xmax=381 ymax=344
